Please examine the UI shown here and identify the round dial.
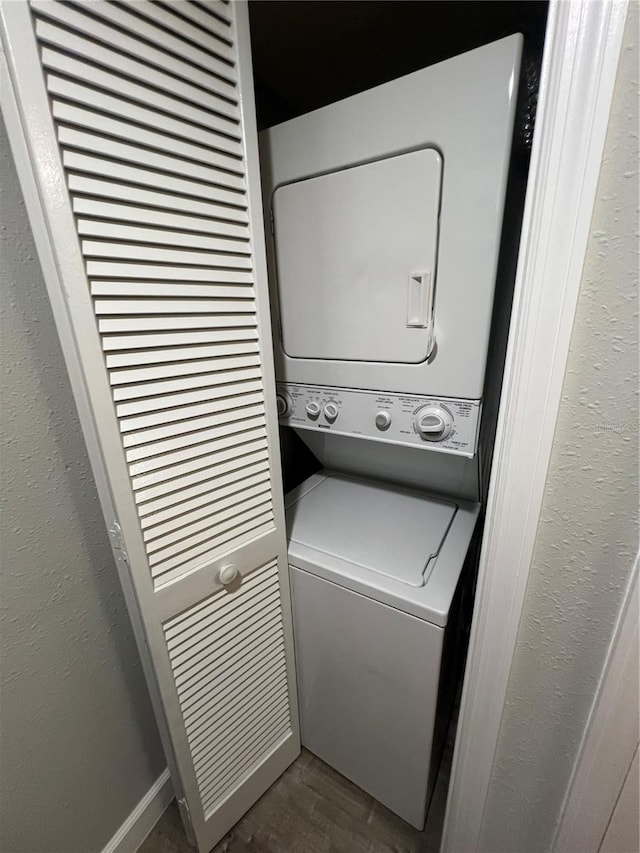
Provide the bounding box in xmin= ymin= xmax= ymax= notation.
xmin=276 ymin=391 xmax=292 ymax=418
xmin=414 ymin=406 xmax=453 ymax=442
xmin=375 ymin=411 xmax=392 ymax=430
xmin=305 ymin=401 xmax=321 ymax=420
xmin=323 ymin=402 xmax=339 ymax=422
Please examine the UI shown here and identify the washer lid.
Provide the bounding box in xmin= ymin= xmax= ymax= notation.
xmin=286 ymin=474 xmax=456 ymax=588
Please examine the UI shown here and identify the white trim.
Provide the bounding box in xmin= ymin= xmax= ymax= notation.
xmin=440 ymin=1 xmax=630 ymax=850
xmin=554 ymin=557 xmax=639 ymax=852
xmin=101 ymin=769 xmax=173 ymax=853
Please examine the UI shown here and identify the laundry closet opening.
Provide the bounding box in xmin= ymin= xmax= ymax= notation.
xmin=248 ymin=0 xmax=548 ymax=833
xmin=1 ymin=1 xmax=556 ymax=849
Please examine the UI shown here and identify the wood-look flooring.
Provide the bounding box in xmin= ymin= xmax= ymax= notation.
xmin=140 ymin=719 xmax=454 ymax=853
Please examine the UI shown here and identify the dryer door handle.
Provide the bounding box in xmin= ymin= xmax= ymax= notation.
xmin=406 ymin=271 xmax=435 ymax=355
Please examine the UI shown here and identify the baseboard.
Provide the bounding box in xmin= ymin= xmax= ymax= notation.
xmin=101 ymin=768 xmax=174 ymax=853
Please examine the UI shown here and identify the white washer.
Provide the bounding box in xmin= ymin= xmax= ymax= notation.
xmin=286 ymin=472 xmax=480 ymax=829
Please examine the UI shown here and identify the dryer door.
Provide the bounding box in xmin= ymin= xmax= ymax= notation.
xmin=272 ymin=148 xmax=442 ymax=364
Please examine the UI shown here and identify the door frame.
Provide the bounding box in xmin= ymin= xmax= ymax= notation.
xmin=440 ymin=1 xmax=630 ymax=850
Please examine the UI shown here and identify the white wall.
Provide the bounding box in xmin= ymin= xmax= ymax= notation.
xmin=0 ymin=115 xmax=166 ymax=853
xmin=479 ymin=7 xmax=639 ymax=851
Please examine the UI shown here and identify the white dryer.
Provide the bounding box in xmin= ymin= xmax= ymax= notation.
xmin=286 ymin=472 xmax=479 ymax=829
xmin=261 ymin=34 xmax=523 ymax=459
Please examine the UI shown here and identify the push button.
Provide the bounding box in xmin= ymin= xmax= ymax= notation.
xmin=375 ymin=411 xmax=392 ymax=430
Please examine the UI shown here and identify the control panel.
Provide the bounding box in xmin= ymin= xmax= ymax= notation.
xmin=276 ymin=383 xmax=481 ymax=457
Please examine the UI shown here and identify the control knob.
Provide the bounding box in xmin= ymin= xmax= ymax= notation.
xmin=414 ymin=406 xmax=453 ymax=442
xmin=276 ymin=391 xmax=292 ymax=418
xmin=305 ymin=401 xmax=321 ymax=420
xmin=323 ymin=402 xmax=339 ymax=422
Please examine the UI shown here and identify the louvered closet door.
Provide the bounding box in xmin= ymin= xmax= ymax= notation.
xmin=0 ymin=2 xmax=299 ymax=849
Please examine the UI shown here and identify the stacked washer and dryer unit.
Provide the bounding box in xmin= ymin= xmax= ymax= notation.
xmin=259 ymin=35 xmax=522 ymax=830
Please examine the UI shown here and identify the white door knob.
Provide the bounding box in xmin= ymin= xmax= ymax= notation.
xmin=218 ymin=565 xmax=239 ymax=585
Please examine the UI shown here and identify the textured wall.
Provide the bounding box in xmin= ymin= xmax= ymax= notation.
xmin=0 ymin=116 xmax=166 ymax=853
xmin=480 ymin=7 xmax=639 ymax=851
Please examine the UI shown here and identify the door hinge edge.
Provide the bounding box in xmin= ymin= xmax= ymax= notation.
xmin=177 ymin=797 xmax=196 ymax=845
xmin=109 ymin=521 xmax=129 ymax=565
